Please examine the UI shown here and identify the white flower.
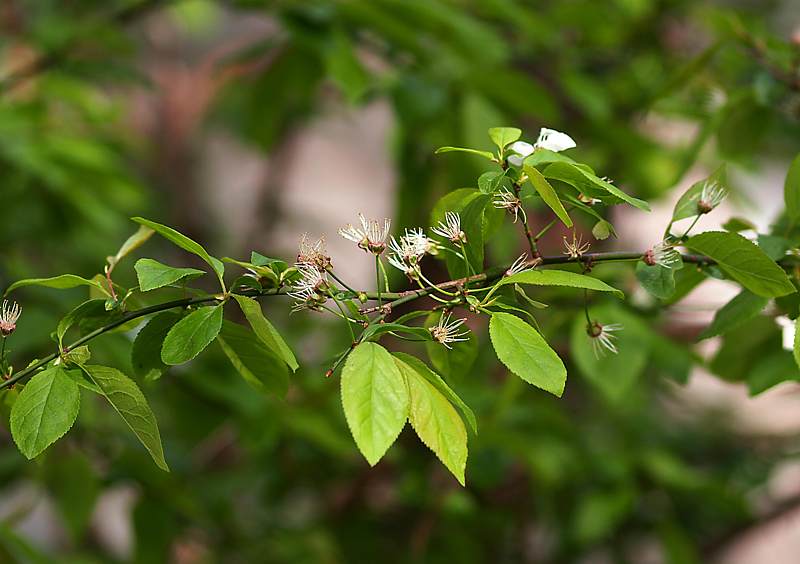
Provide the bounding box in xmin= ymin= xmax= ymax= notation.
xmin=587 ymin=322 xmax=623 ymax=358
xmin=506 ymin=128 xmax=576 ymax=166
xmin=644 ymin=241 xmax=681 ymax=269
xmin=338 ymin=213 xmax=391 ymax=254
xmin=288 ymin=263 xmax=328 ymax=311
xmin=297 ymin=233 xmax=331 ymax=271
xmin=697 ymin=180 xmax=727 ymax=214
xmin=563 ymin=233 xmax=590 ymax=259
xmin=403 ymin=228 xmax=438 ymax=257
xmin=493 ymin=189 xmax=525 ymax=223
xmin=0 ymin=300 xmax=21 ymax=336
xmin=505 ymin=253 xmax=538 ymax=277
xmin=535 ymin=127 xmax=576 ymax=152
xmin=429 ymin=313 xmax=470 ymax=349
xmin=431 ymin=211 xmax=467 ymax=244
xmin=507 ymin=141 xmax=534 ymax=167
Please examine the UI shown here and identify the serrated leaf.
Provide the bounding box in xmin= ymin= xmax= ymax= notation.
xmin=698 ymin=290 xmax=769 ymax=340
xmin=10 ymin=367 xmax=80 ymax=459
xmin=132 ymin=311 xmax=183 ymax=380
xmin=488 ymin=127 xmax=521 ymax=150
xmin=592 ymin=220 xmax=614 ymax=240
xmin=785 ymin=153 xmax=800 ymax=221
xmin=340 ymin=342 xmax=409 ymax=466
xmin=434 ymin=146 xmax=495 ymax=160
xmin=496 ymin=269 xmax=623 ymax=297
xmin=524 ymin=165 xmax=572 ymax=227
xmin=132 ymin=217 xmax=225 ymax=289
xmin=5 ymin=274 xmax=103 ymax=296
xmin=134 ymin=258 xmax=205 ymax=292
xmin=685 ymin=231 xmax=794 ymax=298
xmin=635 ymin=262 xmax=681 ymax=300
xmin=231 ymin=294 xmax=298 ymax=371
xmin=161 ymin=304 xmax=224 ymax=365
xmin=543 ymin=162 xmax=650 ymax=211
xmin=394 ymin=355 xmax=468 ymax=485
xmin=217 ymin=321 xmax=289 ymax=397
xmin=477 ymin=170 xmax=507 ymax=194
xmin=82 ymin=365 xmax=169 ymax=471
xmin=393 ymin=352 xmax=476 ymax=435
xmin=488 ymin=312 xmax=566 ymax=397
xmin=672 ymin=166 xmax=726 ymax=222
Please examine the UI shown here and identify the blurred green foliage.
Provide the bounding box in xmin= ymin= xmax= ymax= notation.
xmin=1 ymin=0 xmax=800 ymax=562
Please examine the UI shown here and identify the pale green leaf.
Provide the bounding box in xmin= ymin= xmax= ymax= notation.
xmin=131 ymin=217 xmax=225 ymax=289
xmin=134 ymin=258 xmax=205 ymax=292
xmin=394 ymin=355 xmax=468 ymax=485
xmin=434 ymin=146 xmax=495 ymax=160
xmin=82 ymin=365 xmax=169 ymax=471
xmin=488 ymin=126 xmax=521 ymax=150
xmin=107 ymin=225 xmax=154 ymax=270
xmin=10 ymin=367 xmax=80 ymax=459
xmin=161 ymin=304 xmax=224 ymax=365
xmin=524 ymin=165 xmax=572 ymax=227
xmin=340 ymin=342 xmax=409 ymax=466
xmin=5 ymin=274 xmax=103 ymax=296
xmin=497 ymin=269 xmax=623 ymax=298
xmin=488 ymin=312 xmax=566 ymax=397
xmin=685 ymin=231 xmax=794 ymax=297
xmin=231 ymin=294 xmax=298 ymax=371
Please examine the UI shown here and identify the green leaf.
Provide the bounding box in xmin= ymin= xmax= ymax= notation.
xmin=488 ymin=127 xmax=521 ymax=150
xmin=592 ymin=220 xmax=614 ymax=240
xmin=433 ymin=193 xmax=491 ymax=278
xmin=672 ymin=166 xmax=726 ymax=222
xmin=635 ymin=262 xmax=681 ymax=300
xmin=217 ymin=321 xmax=289 ymax=398
xmin=393 ymin=352 xmax=477 ymax=435
xmin=134 ymin=258 xmax=205 ymax=292
xmin=131 ymin=217 xmax=225 ymax=289
xmin=340 ymin=342 xmax=409 ymax=465
xmin=56 ymin=299 xmax=107 ymax=348
xmin=524 ymin=165 xmax=572 ymax=227
xmin=360 ymin=322 xmax=433 ymax=342
xmin=10 ymin=366 xmax=80 ymax=460
xmin=394 ymin=355 xmax=468 ymax=485
xmin=434 ymin=146 xmax=495 ymax=160
xmin=82 ymin=365 xmax=169 ymax=471
xmin=324 ymin=27 xmax=369 ymax=104
xmin=747 ymin=352 xmax=800 ymax=396
xmin=543 ymin=162 xmax=650 ymax=211
xmin=477 ymin=170 xmax=508 ymax=194
xmin=685 ymin=231 xmax=795 ymax=298
xmin=786 ymin=153 xmax=800 ymax=221
xmin=132 ymin=311 xmax=183 ymax=380
xmin=794 ymin=316 xmax=800 ymax=372
xmin=231 ymin=294 xmax=298 ymax=371
xmin=107 ymin=225 xmax=154 ymax=270
xmin=698 ymin=290 xmax=769 ymax=340
xmin=161 ymin=304 xmax=224 ymax=365
xmin=497 ymin=269 xmax=623 ymax=297
xmin=5 ymin=274 xmax=103 ymax=296
xmin=488 ymin=312 xmax=566 ymax=397
xmin=722 ymin=217 xmax=756 ymax=232
xmin=424 ymin=315 xmax=478 ymax=383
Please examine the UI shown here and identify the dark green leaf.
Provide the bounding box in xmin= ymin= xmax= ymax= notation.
xmin=217 ymin=321 xmax=289 ymax=398
xmin=132 ymin=311 xmax=183 ymax=380
xmin=698 ymin=290 xmax=769 ymax=340
xmin=231 ymin=294 xmax=298 ymax=371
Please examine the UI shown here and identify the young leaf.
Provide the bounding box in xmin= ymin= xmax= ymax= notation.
xmin=524 ymin=165 xmax=572 ymax=227
xmin=131 ymin=217 xmax=225 ymax=289
xmin=161 ymin=304 xmax=224 ymax=365
xmin=340 ymin=342 xmax=409 ymax=466
xmin=132 ymin=311 xmax=183 ymax=380
xmin=434 ymin=146 xmax=495 ymax=160
xmin=134 ymin=259 xmax=205 ymax=292
xmin=5 ymin=274 xmax=103 ymax=296
xmin=216 ymin=321 xmax=289 ymax=398
xmin=488 ymin=312 xmax=566 ymax=397
xmin=635 ymin=262 xmax=679 ymax=300
xmin=107 ymin=225 xmax=154 ymax=271
xmin=394 ymin=355 xmax=468 ymax=485
xmin=488 ymin=126 xmax=521 ymax=150
xmin=698 ymin=290 xmax=769 ymax=340
xmin=10 ymin=366 xmax=80 ymax=460
xmin=672 ymin=166 xmax=726 ymax=222
xmin=784 ymin=153 xmax=800 ymax=221
xmin=393 ymin=352 xmax=477 ymax=434
xmin=82 ymin=365 xmax=169 ymax=471
xmin=497 ymin=269 xmax=623 ymax=297
xmin=231 ymin=294 xmax=298 ymax=371
xmin=685 ymin=231 xmax=794 ymax=298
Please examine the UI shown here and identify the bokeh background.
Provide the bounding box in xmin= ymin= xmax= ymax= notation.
xmin=2 ymin=0 xmax=800 ymax=562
